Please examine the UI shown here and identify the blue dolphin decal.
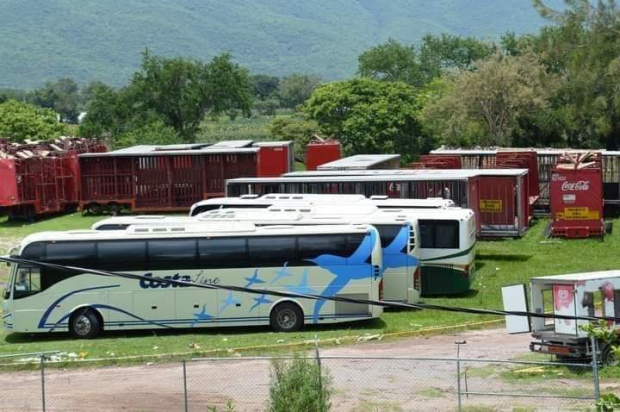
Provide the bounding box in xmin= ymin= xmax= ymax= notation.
xmin=307 ymin=230 xmax=377 ymax=323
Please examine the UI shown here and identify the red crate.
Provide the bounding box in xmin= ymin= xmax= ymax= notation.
xmin=551 ymin=157 xmax=604 ymax=238
xmin=306 ymin=140 xmax=341 ymax=171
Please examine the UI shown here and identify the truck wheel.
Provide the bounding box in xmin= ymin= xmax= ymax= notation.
xmin=270 ymin=302 xmax=303 ymax=332
xmin=602 ymin=345 xmax=619 ymax=367
xmin=109 ymin=203 xmax=121 ymax=216
xmin=70 ymin=309 xmax=101 ymax=339
xmin=87 ymin=203 xmax=102 ymax=215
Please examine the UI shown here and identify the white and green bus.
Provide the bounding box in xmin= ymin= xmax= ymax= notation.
xmin=2 ymin=223 xmax=383 ymax=338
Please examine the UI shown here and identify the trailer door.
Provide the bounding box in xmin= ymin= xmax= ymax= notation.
xmin=553 ymin=284 xmax=578 ymax=335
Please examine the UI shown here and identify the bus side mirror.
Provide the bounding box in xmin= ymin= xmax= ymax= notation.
xmin=582 ymin=292 xmax=593 ymax=307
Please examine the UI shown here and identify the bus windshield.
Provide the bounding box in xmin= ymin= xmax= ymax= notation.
xmin=12 ymin=266 xmax=42 ymax=299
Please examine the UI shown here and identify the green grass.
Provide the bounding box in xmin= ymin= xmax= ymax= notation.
xmin=1 ymin=215 xmax=620 ymax=368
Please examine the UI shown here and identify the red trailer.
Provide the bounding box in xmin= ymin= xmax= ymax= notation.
xmin=0 ymin=138 xmax=106 ymax=219
xmin=227 ymin=168 xmax=532 ymax=238
xmin=305 ymin=139 xmax=342 ymax=171
xmin=78 ymin=141 xmax=292 ymax=214
xmin=550 ymin=153 xmax=604 ymax=238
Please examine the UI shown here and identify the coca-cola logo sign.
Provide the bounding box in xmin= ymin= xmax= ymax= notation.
xmin=561 ymin=180 xmax=590 ymax=191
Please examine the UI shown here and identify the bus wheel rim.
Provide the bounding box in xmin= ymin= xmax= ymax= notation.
xmin=75 ymin=316 xmax=92 ymax=336
xmin=277 ymin=309 xmax=296 ymax=329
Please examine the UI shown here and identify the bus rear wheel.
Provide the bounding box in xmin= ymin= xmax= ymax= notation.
xmin=70 ymin=309 xmax=101 ymax=339
xmin=270 ymin=302 xmax=303 ymax=332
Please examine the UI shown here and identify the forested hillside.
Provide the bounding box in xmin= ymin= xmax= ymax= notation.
xmin=1 ymin=0 xmax=563 ymax=88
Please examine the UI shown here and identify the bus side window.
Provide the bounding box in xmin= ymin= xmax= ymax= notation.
xmin=248 ymin=236 xmax=297 ymax=267
xmin=98 ymin=241 xmax=148 ymax=272
xmin=199 ymin=238 xmax=248 ymax=269
xmin=615 ymin=290 xmax=620 ymax=319
xmin=14 ymin=267 xmax=41 ymax=298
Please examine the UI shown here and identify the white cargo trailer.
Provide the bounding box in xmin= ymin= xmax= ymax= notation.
xmin=503 ymin=271 xmax=620 ymax=364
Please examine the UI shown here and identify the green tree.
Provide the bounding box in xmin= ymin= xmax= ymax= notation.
xmin=268 ymin=117 xmax=319 ymax=161
xmin=268 ymin=355 xmax=331 ymax=412
xmin=113 ymin=120 xmax=180 ymax=149
xmin=533 ymin=0 xmax=620 ymax=149
xmin=279 ymin=74 xmax=321 ymax=109
xmin=419 ymin=52 xmax=557 ymax=147
xmin=0 ymin=99 xmax=65 ymax=142
xmin=127 ymin=50 xmax=252 ymax=142
xmin=358 ymin=36 xmax=494 ymax=88
xmin=358 ymin=38 xmax=423 ymax=85
xmin=252 ymin=74 xmax=280 ymax=100
xmin=303 ymin=78 xmax=425 ymax=162
xmin=31 ymin=78 xmax=81 ymax=123
xmin=419 ymin=33 xmax=496 ymax=80
xmin=80 ymin=50 xmax=253 ymax=144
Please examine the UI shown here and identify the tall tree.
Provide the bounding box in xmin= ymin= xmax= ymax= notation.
xmin=279 ymin=74 xmax=321 ymax=109
xmin=358 ymin=36 xmax=494 ymax=88
xmin=0 ymin=100 xmax=65 ymax=142
xmin=358 ymin=39 xmax=423 ymax=85
xmin=128 ymin=51 xmax=252 ymax=142
xmin=31 ymin=78 xmax=80 ymax=123
xmin=252 ymin=74 xmax=280 ymax=100
xmin=419 ymin=52 xmax=558 ymax=147
xmin=303 ymin=78 xmax=426 ymax=162
xmin=533 ymin=0 xmax=620 ymax=149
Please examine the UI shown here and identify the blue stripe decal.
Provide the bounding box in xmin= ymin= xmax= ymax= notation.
xmin=38 ymin=285 xmax=120 ymax=329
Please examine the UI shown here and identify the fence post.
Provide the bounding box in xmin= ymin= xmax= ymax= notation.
xmin=455 ymin=340 xmax=466 ymax=412
xmin=591 ymin=336 xmax=601 ymax=402
xmin=40 ymin=354 xmax=46 ymax=412
xmin=182 ymin=359 xmax=189 ymax=412
xmin=314 ymin=334 xmax=323 ymax=408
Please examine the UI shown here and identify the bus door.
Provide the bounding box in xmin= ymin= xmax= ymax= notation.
xmin=377 ymin=225 xmax=409 ymax=302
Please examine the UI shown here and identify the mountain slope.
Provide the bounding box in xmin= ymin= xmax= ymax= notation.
xmin=0 ymin=0 xmax=564 ymax=88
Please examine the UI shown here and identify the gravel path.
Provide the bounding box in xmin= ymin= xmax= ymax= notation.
xmin=0 ymin=328 xmax=611 ymax=411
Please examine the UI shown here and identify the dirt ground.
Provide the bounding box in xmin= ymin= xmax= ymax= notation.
xmin=0 ymin=328 xmax=612 ymax=412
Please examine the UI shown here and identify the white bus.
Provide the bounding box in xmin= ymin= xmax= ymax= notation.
xmin=94 ymin=205 xmax=476 ymax=297
xmin=2 ymin=223 xmax=383 ymax=338
xmin=189 ymin=194 xmax=455 ymax=216
xmin=93 ymin=209 xmax=422 ymax=304
xmin=382 ymin=208 xmax=476 ymax=296
xmin=196 ymin=207 xmax=477 ymax=297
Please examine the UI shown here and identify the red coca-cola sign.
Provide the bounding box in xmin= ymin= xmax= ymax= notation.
xmin=561 ymin=180 xmax=590 ymax=192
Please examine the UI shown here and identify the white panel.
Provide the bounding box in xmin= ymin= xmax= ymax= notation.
xmin=502 ymin=284 xmax=531 ymax=334
xmin=553 ymin=284 xmax=578 ymax=335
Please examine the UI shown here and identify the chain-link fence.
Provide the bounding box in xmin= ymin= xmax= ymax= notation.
xmin=0 ymin=343 xmax=605 ymax=412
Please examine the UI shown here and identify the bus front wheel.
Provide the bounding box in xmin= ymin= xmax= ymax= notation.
xmin=70 ymin=309 xmax=101 ymax=339
xmin=270 ymin=302 xmax=303 ymax=332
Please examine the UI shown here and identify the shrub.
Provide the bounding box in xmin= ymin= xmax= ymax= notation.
xmin=268 ymin=354 xmax=331 ymax=412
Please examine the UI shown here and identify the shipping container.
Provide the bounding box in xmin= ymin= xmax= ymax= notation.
xmin=305 ymin=139 xmax=342 ymax=171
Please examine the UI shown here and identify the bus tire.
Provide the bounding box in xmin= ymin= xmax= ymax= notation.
xmin=270 ymin=302 xmax=303 ymax=332
xmin=69 ymin=309 xmax=101 ymax=339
